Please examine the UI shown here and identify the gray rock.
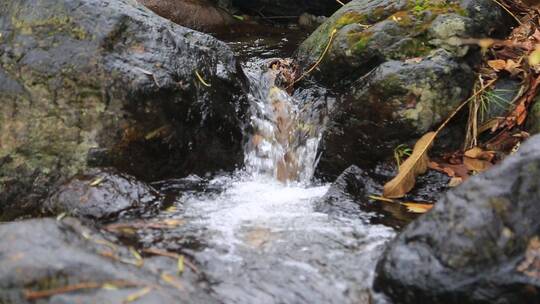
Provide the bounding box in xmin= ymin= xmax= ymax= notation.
xmin=0 ymin=218 xmax=214 ymax=303
xmin=0 ymin=0 xmax=248 ymax=220
xmin=318 ymin=50 xmax=474 ymax=177
xmin=297 ymin=0 xmax=509 ymax=85
xmin=44 ymin=168 xmax=162 ymax=221
xmin=374 ymin=134 xmax=540 ymax=303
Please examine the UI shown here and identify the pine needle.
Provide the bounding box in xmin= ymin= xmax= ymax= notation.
xmin=195 ymin=70 xmax=211 ymax=87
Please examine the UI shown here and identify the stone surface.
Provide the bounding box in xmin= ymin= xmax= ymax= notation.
xmin=374 ymin=134 xmax=540 ymax=303
xmin=0 ymin=218 xmax=214 ymax=304
xmin=0 ymin=0 xmax=248 ymax=220
xmin=317 ymin=50 xmax=474 ymax=176
xmin=138 ymin=0 xmax=235 ymax=32
xmin=297 ymin=0 xmax=509 ymax=85
xmin=316 ymin=164 xmax=449 ymax=228
xmin=296 ymin=0 xmax=511 ymax=177
xmin=44 ymin=168 xmax=162 ymax=221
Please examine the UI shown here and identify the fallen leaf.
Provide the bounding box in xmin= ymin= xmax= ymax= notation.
xmin=177 ymin=255 xmax=184 ymax=274
xmin=448 ymin=177 xmax=463 ymax=187
xmin=383 ymin=132 xmax=437 ymax=198
xmin=463 ymin=157 xmax=493 ymax=172
xmin=89 ymin=177 xmax=105 ymax=187
xmin=488 ymin=59 xmax=507 ymax=71
xmin=123 ymin=287 xmax=152 ymax=303
xmin=401 ymin=202 xmax=434 ymax=214
xmin=464 ymin=147 xmax=495 ymax=161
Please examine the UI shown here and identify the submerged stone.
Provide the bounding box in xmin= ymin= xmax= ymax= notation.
xmin=0 ymin=218 xmax=214 ymax=303
xmin=375 ymin=134 xmax=540 ymax=303
xmin=44 ymin=168 xmax=162 ymax=222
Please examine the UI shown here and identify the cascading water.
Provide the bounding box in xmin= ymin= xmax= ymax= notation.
xmin=243 ymin=58 xmax=323 ymax=183
xmin=144 ymin=30 xmax=396 ymax=304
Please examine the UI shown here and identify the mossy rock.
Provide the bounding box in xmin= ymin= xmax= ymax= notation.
xmin=317 ymin=50 xmax=474 ymax=177
xmin=296 ymin=0 xmax=510 ymax=86
xmin=0 ymin=0 xmax=248 ymax=220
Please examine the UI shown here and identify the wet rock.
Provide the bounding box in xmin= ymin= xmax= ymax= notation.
xmin=0 ymin=0 xmax=248 ymax=220
xmin=297 ymin=0 xmax=510 ymax=85
xmin=296 ymin=0 xmax=512 ymax=176
xmin=527 ymin=95 xmax=540 ymax=135
xmin=318 ymin=50 xmax=474 ymax=176
xmin=44 ymin=169 xmax=162 ymax=222
xmin=0 ymin=218 xmax=214 ymax=303
xmin=138 ymin=0 xmax=235 ymax=32
xmin=374 ymin=134 xmax=540 ymax=303
xmin=316 ymin=165 xmax=447 ymax=229
xmin=232 ymin=0 xmax=340 ymax=17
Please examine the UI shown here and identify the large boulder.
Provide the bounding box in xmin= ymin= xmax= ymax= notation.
xmin=374 ymin=134 xmax=540 ymax=303
xmin=0 ymin=0 xmax=248 ymax=220
xmin=295 ymin=0 xmax=511 ymax=177
xmin=297 ymin=0 xmax=509 ymax=85
xmin=318 ymin=50 xmax=474 ymax=176
xmin=44 ymin=168 xmax=162 ymax=222
xmin=232 ymin=0 xmax=340 ymax=17
xmin=0 ymin=218 xmax=214 ymax=304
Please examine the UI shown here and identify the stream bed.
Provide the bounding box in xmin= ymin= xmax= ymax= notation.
xmin=123 ymin=28 xmax=397 ymax=303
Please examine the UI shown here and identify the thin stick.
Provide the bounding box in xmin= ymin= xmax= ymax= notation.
xmin=490 ymin=0 xmax=522 ymax=25
xmin=24 ymin=280 xmax=137 ymax=300
xmin=142 ymin=248 xmax=200 ymax=274
xmin=288 ymin=28 xmax=338 ymax=89
xmin=435 ymin=79 xmax=498 ymax=135
xmin=336 ymin=0 xmax=345 ymax=5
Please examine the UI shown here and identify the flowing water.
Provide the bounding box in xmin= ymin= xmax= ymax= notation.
xmin=142 ymin=28 xmax=397 ymax=303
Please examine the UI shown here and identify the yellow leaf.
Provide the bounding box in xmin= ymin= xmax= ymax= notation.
xmin=123 ymin=287 xmax=152 ymax=303
xmin=402 ymin=202 xmax=433 ymax=214
xmin=463 ymin=157 xmax=492 ymax=172
xmin=177 ymin=255 xmax=184 ymax=274
xmin=529 ymin=46 xmax=540 ymax=66
xmin=90 ymin=177 xmax=105 ymax=187
xmin=487 ymin=59 xmax=507 ymax=71
xmin=383 ymin=132 xmax=437 ymax=198
xmin=448 ymin=177 xmax=463 ymax=187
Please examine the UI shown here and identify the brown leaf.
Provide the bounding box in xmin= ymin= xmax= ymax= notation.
xmin=463 ymin=157 xmax=493 ymax=172
xmin=448 ymin=177 xmax=463 ymax=187
xmin=464 ymin=147 xmax=495 ymax=162
xmin=383 ymin=132 xmax=436 ymax=198
xmin=401 ymin=202 xmax=434 ymax=214
xmin=488 ymin=59 xmax=507 ymax=71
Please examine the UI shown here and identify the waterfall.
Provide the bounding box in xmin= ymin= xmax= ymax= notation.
xmin=243 ymin=59 xmax=323 ymax=184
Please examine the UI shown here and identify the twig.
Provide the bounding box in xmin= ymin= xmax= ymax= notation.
xmin=142 ymin=248 xmax=200 ymax=274
xmin=435 ymin=79 xmax=498 ymax=135
xmin=24 ymin=280 xmax=138 ymax=300
xmin=490 ymin=0 xmax=522 ymax=25
xmin=288 ymin=28 xmax=338 ymax=89
xmin=336 ymin=0 xmax=346 ymax=5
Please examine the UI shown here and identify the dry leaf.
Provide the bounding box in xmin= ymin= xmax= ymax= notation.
xmin=123 ymin=287 xmax=152 ymax=303
xmin=463 ymin=157 xmax=493 ymax=172
xmin=464 ymin=147 xmax=495 ymax=161
xmin=488 ymin=59 xmax=507 ymax=71
xmin=402 ymin=202 xmax=434 ymax=214
xmin=383 ymin=132 xmax=437 ymax=198
xmin=448 ymin=177 xmax=463 ymax=187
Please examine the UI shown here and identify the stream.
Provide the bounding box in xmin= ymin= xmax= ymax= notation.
xmin=131 ymin=28 xmax=396 ymax=303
